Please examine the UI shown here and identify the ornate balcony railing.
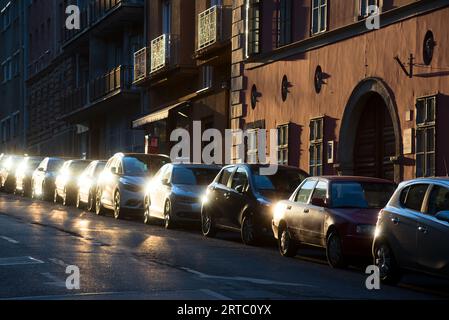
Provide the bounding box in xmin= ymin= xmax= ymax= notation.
xmin=150 ymin=34 xmax=171 ymax=74
xmin=197 ymin=5 xmax=230 ymax=51
xmin=133 ymin=47 xmax=149 ymax=82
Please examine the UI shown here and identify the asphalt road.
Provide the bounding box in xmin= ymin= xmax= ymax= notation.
xmin=0 ymin=193 xmax=448 ymax=300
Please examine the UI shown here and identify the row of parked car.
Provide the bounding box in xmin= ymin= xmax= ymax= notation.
xmin=1 ymin=152 xmax=448 ymax=285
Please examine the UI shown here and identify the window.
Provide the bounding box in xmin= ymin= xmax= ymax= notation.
xmin=277 ymin=0 xmax=292 ymax=47
xmin=1 ymin=2 xmax=12 ymax=31
xmin=309 ymin=118 xmax=324 ymax=176
xmin=162 ymin=0 xmax=171 ymax=34
xmin=312 ymin=181 xmax=328 ymax=202
xmin=416 ymin=96 xmax=436 ymax=178
xmin=2 ymin=58 xmax=12 ymax=82
xmin=295 ymin=179 xmax=317 ymax=204
xmin=427 ymin=185 xmax=449 ymax=216
xmin=277 ymin=124 xmax=289 ymax=165
xmin=219 ymin=166 xmax=235 ymax=186
xmin=246 ymin=0 xmax=261 ymax=57
xmin=401 ymin=184 xmax=429 ymax=212
xmin=360 ymin=0 xmax=378 ymax=18
xmin=311 ymin=0 xmax=327 ymax=35
xmin=231 ymin=167 xmax=249 ymax=191
xmin=247 ymin=129 xmax=259 ymax=164
xmin=201 ymin=66 xmax=213 ymax=89
xmin=12 ymin=112 xmax=19 ymax=137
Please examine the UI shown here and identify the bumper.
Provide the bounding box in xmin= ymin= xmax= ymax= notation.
xmin=172 ymin=201 xmax=202 ymax=222
xmin=121 ymin=188 xmax=145 ymax=211
xmin=341 ymin=234 xmax=374 ymax=257
xmin=272 ymin=221 xmax=280 ymax=240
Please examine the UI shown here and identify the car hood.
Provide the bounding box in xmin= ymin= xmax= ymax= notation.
xmin=173 ymin=184 xmax=206 ymax=198
xmin=122 ymin=176 xmax=147 ymax=186
xmin=257 ymin=190 xmax=292 ymax=202
xmin=328 ymin=208 xmax=380 ymax=225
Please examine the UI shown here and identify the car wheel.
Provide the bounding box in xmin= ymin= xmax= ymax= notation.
xmin=62 ymin=188 xmax=70 ymax=206
xmin=278 ymin=225 xmax=298 ymax=257
xmin=164 ymin=200 xmax=175 ymax=229
xmin=113 ymin=191 xmax=122 ymax=220
xmin=374 ymin=242 xmax=402 ymax=285
xmin=87 ymin=191 xmax=95 ymax=212
xmin=76 ymin=192 xmax=82 ymax=209
xmin=143 ymin=197 xmax=153 ymax=225
xmin=201 ymin=208 xmax=216 ymax=238
xmin=326 ymin=231 xmax=347 ymax=269
xmin=54 ymin=189 xmax=60 ymax=204
xmin=31 ymin=184 xmax=36 ymax=199
xmin=241 ymin=215 xmax=259 ymax=246
xmin=95 ymin=189 xmax=105 ymax=216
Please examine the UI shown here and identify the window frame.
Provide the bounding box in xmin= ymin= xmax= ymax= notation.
xmin=309 ymin=117 xmax=324 ymax=176
xmin=277 ymin=0 xmax=293 ymax=47
xmin=416 ymin=95 xmax=437 ymax=178
xmin=311 ymin=0 xmax=328 ymax=35
xmin=247 ymin=128 xmax=260 ymax=164
xmin=245 ymin=0 xmax=262 ymax=58
xmin=424 ymin=183 xmax=449 ymax=217
xmin=277 ymin=123 xmax=289 ymax=166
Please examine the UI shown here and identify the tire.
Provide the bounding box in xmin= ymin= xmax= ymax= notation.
xmin=374 ymin=241 xmax=402 ymax=285
xmin=95 ymin=189 xmax=106 ymax=216
xmin=76 ymin=192 xmax=83 ymax=209
xmin=87 ymin=191 xmax=95 ymax=212
xmin=326 ymin=231 xmax=347 ymax=269
xmin=143 ymin=197 xmax=153 ymax=225
xmin=241 ymin=215 xmax=259 ymax=246
xmin=31 ymin=184 xmax=36 ymax=199
xmin=62 ymin=188 xmax=70 ymax=206
xmin=54 ymin=189 xmax=60 ymax=204
xmin=278 ymin=225 xmax=298 ymax=257
xmin=164 ymin=199 xmax=175 ymax=229
xmin=113 ymin=190 xmax=123 ymax=220
xmin=201 ymin=208 xmax=217 ymax=237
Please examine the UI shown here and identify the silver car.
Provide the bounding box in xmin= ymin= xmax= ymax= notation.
xmin=76 ymin=160 xmax=106 ymax=211
xmin=96 ymin=153 xmax=170 ymax=219
xmin=373 ymin=178 xmax=449 ymax=284
xmin=144 ymin=164 xmax=221 ymax=229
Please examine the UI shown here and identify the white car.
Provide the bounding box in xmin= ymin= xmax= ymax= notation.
xmin=95 ymin=153 xmax=170 ymax=219
xmin=76 ymin=160 xmax=106 ymax=211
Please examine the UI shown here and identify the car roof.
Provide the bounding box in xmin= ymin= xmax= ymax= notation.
xmin=115 ymin=153 xmax=170 ymax=159
xmin=223 ymin=163 xmax=309 ymax=173
xmin=312 ymin=176 xmax=395 ymax=184
xmin=401 ymin=177 xmax=449 ymax=185
xmin=171 ymin=163 xmax=221 ymax=169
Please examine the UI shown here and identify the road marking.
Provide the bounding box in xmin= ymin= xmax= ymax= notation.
xmin=182 ymin=267 xmax=317 ymax=287
xmin=48 ymin=258 xmax=68 ymax=267
xmin=3 ymin=291 xmax=140 ymax=300
xmin=41 ymin=272 xmax=67 ymax=288
xmin=0 ymin=256 xmax=44 ymax=266
xmin=200 ymin=289 xmax=232 ymax=300
xmin=0 ymin=236 xmax=19 ymax=244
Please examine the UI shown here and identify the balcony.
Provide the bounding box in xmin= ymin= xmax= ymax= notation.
xmin=195 ymin=5 xmax=231 ymax=58
xmin=150 ymin=34 xmax=173 ymax=74
xmin=62 ymin=65 xmax=139 ymax=120
xmin=62 ymin=0 xmax=144 ymax=46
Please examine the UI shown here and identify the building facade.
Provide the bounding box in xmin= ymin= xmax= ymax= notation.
xmin=230 ymin=0 xmax=449 ymax=183
xmin=0 ymin=0 xmax=29 ymax=154
xmin=132 ymin=0 xmax=231 ymax=159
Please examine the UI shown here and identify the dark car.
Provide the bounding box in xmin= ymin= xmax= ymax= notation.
xmin=76 ymin=160 xmax=107 ymax=212
xmin=31 ymin=157 xmax=66 ymax=201
xmin=54 ymin=160 xmax=91 ymax=206
xmin=15 ymin=156 xmax=45 ymax=196
xmin=373 ymin=178 xmax=449 ymax=284
xmin=96 ymin=153 xmax=171 ymax=219
xmin=272 ymin=176 xmax=396 ymax=268
xmin=0 ymin=155 xmax=24 ymax=192
xmin=201 ymin=164 xmax=309 ymax=245
xmin=144 ymin=163 xmax=221 ymax=229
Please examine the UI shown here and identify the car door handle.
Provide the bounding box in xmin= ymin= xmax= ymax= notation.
xmin=418 ymin=226 xmax=428 ymax=234
xmin=391 ymin=217 xmax=400 ymax=225
xmin=286 ymin=206 xmax=292 ymax=211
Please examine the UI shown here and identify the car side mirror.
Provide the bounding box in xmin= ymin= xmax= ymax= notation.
xmin=436 ymin=211 xmax=449 ymax=223
xmin=38 ymin=167 xmax=44 ymax=172
xmin=235 ymin=185 xmax=245 ymax=194
xmin=311 ymin=197 xmax=327 ymax=208
xmin=161 ymin=178 xmax=170 ymax=186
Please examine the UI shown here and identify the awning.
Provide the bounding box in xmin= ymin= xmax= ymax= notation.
xmin=133 ymin=101 xmax=189 ymax=128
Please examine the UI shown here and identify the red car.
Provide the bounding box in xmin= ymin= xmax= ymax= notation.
xmin=272 ymin=176 xmax=396 ymax=268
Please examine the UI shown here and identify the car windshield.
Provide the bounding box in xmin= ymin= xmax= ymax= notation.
xmin=123 ymin=156 xmax=150 ymax=176
xmin=28 ymin=159 xmax=43 ymax=169
xmin=48 ymin=160 xmax=64 ymax=171
xmin=70 ymin=162 xmax=90 ymax=174
xmin=331 ymin=182 xmax=396 ymax=209
xmin=252 ymin=168 xmax=307 ymax=194
xmin=172 ymin=167 xmax=220 ymax=186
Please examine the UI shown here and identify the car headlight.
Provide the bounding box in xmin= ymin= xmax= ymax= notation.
xmin=273 ymin=202 xmax=286 ymax=221
xmin=356 ymin=225 xmax=376 ymax=235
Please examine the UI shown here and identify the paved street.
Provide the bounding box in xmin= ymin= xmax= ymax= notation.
xmin=0 ymin=193 xmax=447 ymax=300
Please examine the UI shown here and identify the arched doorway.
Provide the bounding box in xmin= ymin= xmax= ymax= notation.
xmin=353 ymin=93 xmax=396 ymax=180
xmin=338 ymin=78 xmax=402 ymax=182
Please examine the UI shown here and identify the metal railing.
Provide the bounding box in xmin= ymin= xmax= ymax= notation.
xmin=150 ymin=34 xmax=170 ymax=74
xmin=197 ymin=5 xmax=230 ymax=51
xmin=133 ymin=47 xmax=149 ymax=81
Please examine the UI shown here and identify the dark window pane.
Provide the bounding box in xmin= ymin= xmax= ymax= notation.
xmin=404 ymin=184 xmax=429 ymax=212
xmin=427 ymin=186 xmax=449 ymax=216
